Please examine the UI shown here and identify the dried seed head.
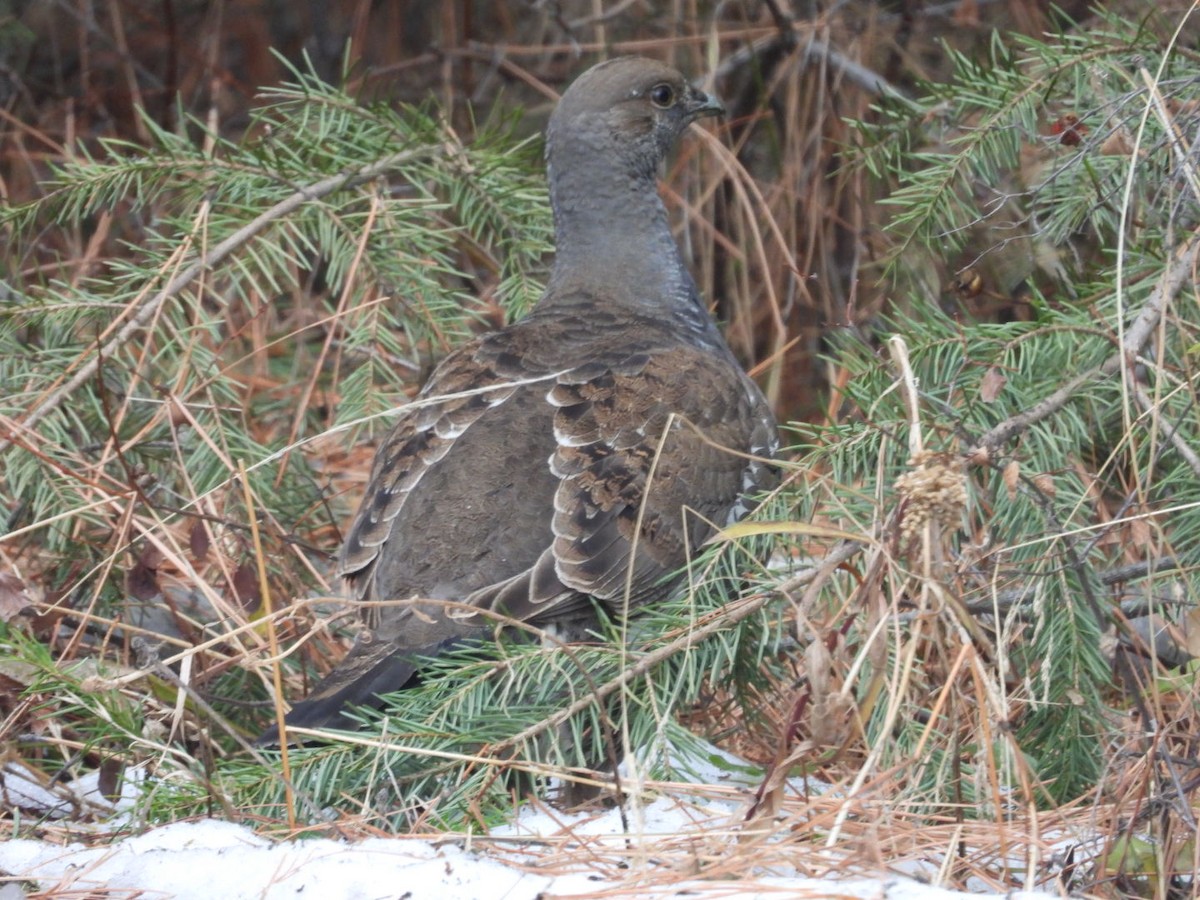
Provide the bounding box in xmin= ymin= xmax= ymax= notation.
xmin=895 ymin=451 xmax=968 ymax=542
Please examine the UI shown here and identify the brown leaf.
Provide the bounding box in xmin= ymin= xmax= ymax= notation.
xmin=0 ymin=571 xmax=32 ymax=622
xmin=232 ymin=563 xmax=262 ymax=615
xmin=979 ymin=367 xmax=1007 ymax=403
xmin=1003 ymin=459 xmax=1020 ymax=500
xmin=1129 ymin=516 xmax=1151 ymax=548
xmin=98 ymin=758 xmax=125 ymax=802
xmin=126 ymin=545 xmax=164 ymax=602
xmin=1049 ymin=113 xmax=1088 ymax=146
xmin=189 ymin=521 xmax=211 ymax=562
xmin=1099 ymin=130 xmax=1134 ymax=157
xmin=953 ymin=267 xmax=983 ymax=298
xmin=1181 ymin=608 xmax=1200 ymax=659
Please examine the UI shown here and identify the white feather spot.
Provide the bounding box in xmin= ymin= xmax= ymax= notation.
xmin=434 ymin=418 xmax=468 ymax=440
xmin=553 ymin=425 xmax=592 ymax=447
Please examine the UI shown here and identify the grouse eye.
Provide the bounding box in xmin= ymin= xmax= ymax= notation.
xmin=648 ymin=83 xmax=676 ymax=109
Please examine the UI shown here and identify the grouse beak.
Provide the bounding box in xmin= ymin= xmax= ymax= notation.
xmin=687 ymin=86 xmax=725 ymax=121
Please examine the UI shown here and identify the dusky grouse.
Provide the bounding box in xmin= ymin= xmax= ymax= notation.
xmin=263 ymin=56 xmax=778 ymax=741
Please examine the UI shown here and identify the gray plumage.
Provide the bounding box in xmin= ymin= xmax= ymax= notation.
xmin=261 ymin=57 xmax=778 ymax=742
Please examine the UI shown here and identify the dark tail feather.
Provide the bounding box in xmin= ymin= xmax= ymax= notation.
xmin=255 ymin=640 xmax=420 ymax=746
xmin=254 ymin=628 xmax=500 ymax=746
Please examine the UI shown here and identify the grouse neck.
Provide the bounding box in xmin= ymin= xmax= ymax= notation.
xmin=543 ymin=142 xmax=701 ymax=320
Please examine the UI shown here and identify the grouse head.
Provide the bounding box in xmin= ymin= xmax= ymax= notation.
xmin=547 ymin=56 xmax=723 ymax=184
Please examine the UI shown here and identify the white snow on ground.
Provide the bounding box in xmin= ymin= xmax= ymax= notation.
xmin=0 ymin=811 xmax=1056 ymax=900
xmin=0 ymin=752 xmax=1060 ymax=899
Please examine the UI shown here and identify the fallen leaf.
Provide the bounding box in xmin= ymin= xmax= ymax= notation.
xmin=0 ymin=571 xmax=32 ymax=622
xmin=1099 ymin=130 xmax=1134 ymax=157
xmin=189 ymin=521 xmax=211 ymax=562
xmin=1003 ymin=459 xmax=1020 ymax=500
xmin=1129 ymin=516 xmax=1151 ymax=548
xmin=1049 ymin=113 xmax=1088 ymax=146
xmin=979 ymin=367 xmax=1006 ymax=403
xmin=126 ymin=545 xmax=164 ymax=602
xmin=1182 ymin=607 xmax=1200 ymax=658
xmin=232 ymin=562 xmax=262 ymax=614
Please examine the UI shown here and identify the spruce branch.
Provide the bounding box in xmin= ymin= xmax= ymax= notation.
xmin=973 ymin=230 xmax=1200 ymax=453
xmin=1132 ymin=382 xmax=1200 ymax=478
xmin=490 ymin=592 xmax=776 ymax=762
xmin=0 ymin=145 xmax=430 ymax=458
xmin=487 ymin=541 xmax=860 ymax=766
